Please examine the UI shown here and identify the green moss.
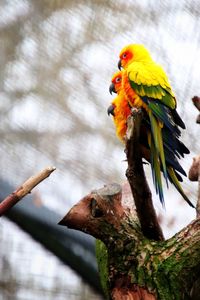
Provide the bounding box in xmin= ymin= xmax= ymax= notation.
xmin=95 ymin=239 xmax=110 ymax=299
xmin=95 ymin=217 xmax=200 ymax=300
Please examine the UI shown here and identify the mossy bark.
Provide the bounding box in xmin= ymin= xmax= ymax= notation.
xmin=96 ymin=213 xmax=200 ymax=300
xmin=60 ymin=180 xmax=200 ymax=299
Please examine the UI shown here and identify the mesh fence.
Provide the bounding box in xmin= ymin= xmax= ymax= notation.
xmin=0 ymin=0 xmax=200 ymax=298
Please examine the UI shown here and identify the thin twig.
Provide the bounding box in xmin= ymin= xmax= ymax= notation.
xmin=125 ymin=109 xmax=164 ymax=241
xmin=0 ymin=166 xmax=56 ymax=217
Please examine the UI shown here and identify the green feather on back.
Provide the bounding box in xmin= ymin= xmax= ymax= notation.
xmin=129 ymin=79 xmax=176 ymax=110
xmin=128 ymin=62 xmax=176 ymax=109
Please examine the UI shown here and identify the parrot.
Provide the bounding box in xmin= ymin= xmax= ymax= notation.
xmin=108 ymin=70 xmax=194 ymax=207
xmin=117 ymin=44 xmax=187 ymax=188
xmin=108 ymin=72 xmax=131 ymax=142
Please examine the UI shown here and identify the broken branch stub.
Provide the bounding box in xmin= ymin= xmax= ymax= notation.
xmin=59 ymin=183 xmax=140 ymax=242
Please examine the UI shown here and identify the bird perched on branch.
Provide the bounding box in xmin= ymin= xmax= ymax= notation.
xmin=118 ymin=45 xmax=186 ymax=183
xmin=108 ymin=68 xmax=194 ymax=208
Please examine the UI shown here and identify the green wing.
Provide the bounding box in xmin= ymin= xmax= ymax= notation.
xmin=128 ymin=63 xmax=182 ymax=134
xmin=128 ymin=62 xmax=176 ymax=110
xmin=128 ymin=67 xmax=185 ymax=129
xmin=128 ymin=62 xmax=180 ymax=186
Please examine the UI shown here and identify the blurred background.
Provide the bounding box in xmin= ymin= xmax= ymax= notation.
xmin=0 ymin=0 xmax=199 ymax=299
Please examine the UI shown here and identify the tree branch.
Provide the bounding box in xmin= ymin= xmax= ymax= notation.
xmin=188 ymin=155 xmax=200 ymax=217
xmin=0 ymin=166 xmax=56 ymax=216
xmin=154 ymin=218 xmax=200 ymax=297
xmin=59 ymin=183 xmax=157 ymax=299
xmin=192 ymin=96 xmax=200 ymax=123
xmin=125 ymin=109 xmax=164 ymax=241
xmin=188 ymin=155 xmax=200 ymax=182
xmin=189 ymin=96 xmax=200 ymax=217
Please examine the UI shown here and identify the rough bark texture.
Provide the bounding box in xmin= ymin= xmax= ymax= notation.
xmin=59 ymin=183 xmax=200 ymax=300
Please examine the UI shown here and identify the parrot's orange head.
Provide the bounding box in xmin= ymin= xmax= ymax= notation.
xmin=118 ymin=44 xmax=152 ymax=69
xmin=109 ymin=71 xmax=122 ymax=94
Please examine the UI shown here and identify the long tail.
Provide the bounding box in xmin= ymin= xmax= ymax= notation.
xmin=148 ymin=110 xmax=168 ymax=186
xmin=171 ymin=109 xmax=186 ymax=129
xmin=162 ymin=127 xmax=190 ymax=158
xmin=167 ymin=167 xmax=194 ymax=208
xmin=164 ymin=146 xmax=186 ymax=177
xmin=148 ymin=131 xmax=165 ymax=205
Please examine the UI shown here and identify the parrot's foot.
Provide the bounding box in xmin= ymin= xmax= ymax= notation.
xmin=131 ymin=107 xmax=143 ymax=117
xmin=126 ymin=108 xmax=143 ymax=140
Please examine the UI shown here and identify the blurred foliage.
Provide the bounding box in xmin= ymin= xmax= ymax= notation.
xmin=0 ymin=0 xmax=200 ymax=299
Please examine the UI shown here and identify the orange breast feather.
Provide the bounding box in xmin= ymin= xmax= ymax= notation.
xmin=122 ymin=71 xmax=148 ymax=110
xmin=112 ymin=94 xmax=131 ymax=142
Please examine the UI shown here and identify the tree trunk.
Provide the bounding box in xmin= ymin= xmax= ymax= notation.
xmin=59 ymin=102 xmax=200 ymax=299
xmin=59 ymin=182 xmax=200 ymax=299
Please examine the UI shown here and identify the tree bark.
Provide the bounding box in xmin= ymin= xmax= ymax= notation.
xmin=125 ymin=109 xmax=164 ymax=241
xmin=59 ymin=181 xmax=200 ymax=300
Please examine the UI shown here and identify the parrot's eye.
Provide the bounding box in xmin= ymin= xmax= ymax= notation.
xmin=122 ymin=52 xmax=127 ymax=59
xmin=90 ymin=198 xmax=103 ymax=218
xmin=115 ymin=77 xmax=121 ymax=83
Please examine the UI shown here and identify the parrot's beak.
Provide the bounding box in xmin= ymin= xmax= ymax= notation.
xmin=118 ymin=59 xmax=122 ymax=70
xmin=107 ymin=104 xmax=115 ymax=116
xmin=109 ymin=82 xmax=116 ymax=94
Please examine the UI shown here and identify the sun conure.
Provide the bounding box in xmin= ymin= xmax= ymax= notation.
xmin=118 ymin=44 xmax=187 ymax=189
xmin=108 ymin=70 xmax=194 ymax=207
